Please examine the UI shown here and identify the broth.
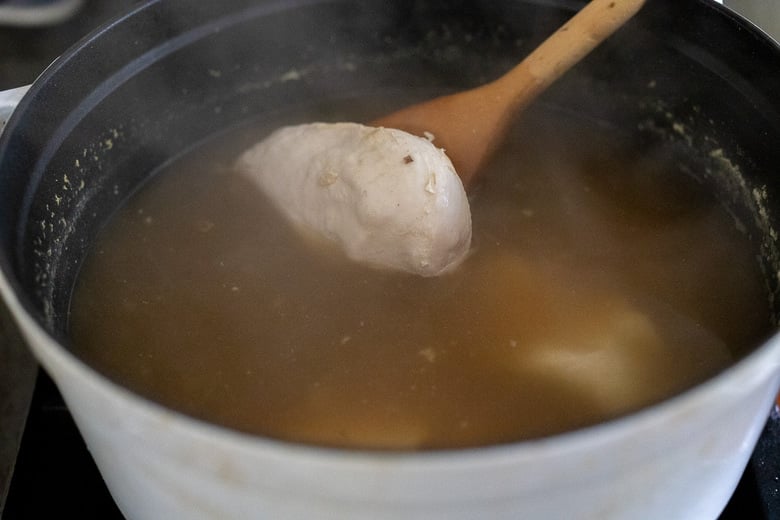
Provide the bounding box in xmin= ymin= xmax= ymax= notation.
xmin=68 ymin=105 xmax=772 ymax=450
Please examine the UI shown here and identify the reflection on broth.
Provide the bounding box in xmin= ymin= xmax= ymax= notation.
xmin=68 ymin=105 xmax=772 ymax=450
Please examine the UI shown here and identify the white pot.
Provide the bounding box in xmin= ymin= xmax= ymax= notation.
xmin=1 ymin=1 xmax=779 ymax=518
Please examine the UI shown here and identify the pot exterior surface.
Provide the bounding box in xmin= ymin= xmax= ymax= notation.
xmin=1 ymin=1 xmax=780 ymax=519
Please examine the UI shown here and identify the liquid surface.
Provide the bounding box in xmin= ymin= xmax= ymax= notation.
xmin=69 ymin=107 xmax=772 ymax=450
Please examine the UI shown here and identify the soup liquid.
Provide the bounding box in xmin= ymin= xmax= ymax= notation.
xmin=69 ymin=106 xmax=772 ymax=450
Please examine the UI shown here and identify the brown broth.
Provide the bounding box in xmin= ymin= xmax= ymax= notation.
xmin=68 ymin=106 xmax=772 ymax=450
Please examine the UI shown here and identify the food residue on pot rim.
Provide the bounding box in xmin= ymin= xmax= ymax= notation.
xmin=29 ymin=125 xmax=126 ymax=327
xmin=637 ymin=95 xmax=780 ymax=318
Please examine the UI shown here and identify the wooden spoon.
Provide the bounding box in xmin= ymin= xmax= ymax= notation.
xmin=372 ymin=0 xmax=647 ymax=187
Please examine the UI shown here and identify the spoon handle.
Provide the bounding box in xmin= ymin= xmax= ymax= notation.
xmin=496 ymin=0 xmax=648 ymax=109
xmin=372 ymin=0 xmax=647 ymax=186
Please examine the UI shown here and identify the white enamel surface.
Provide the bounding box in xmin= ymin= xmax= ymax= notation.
xmin=1 ymin=263 xmax=778 ymax=519
xmin=0 ymin=85 xmax=30 ymax=137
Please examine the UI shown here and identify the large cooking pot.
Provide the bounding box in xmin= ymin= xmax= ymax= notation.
xmin=1 ymin=0 xmax=780 ymax=518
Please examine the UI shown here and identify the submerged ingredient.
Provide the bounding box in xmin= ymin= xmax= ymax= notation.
xmin=235 ymin=122 xmax=471 ymax=276
xmin=68 ymin=106 xmax=772 ymax=450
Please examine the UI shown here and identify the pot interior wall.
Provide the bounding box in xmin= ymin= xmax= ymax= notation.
xmin=0 ymin=0 xmax=779 ymax=344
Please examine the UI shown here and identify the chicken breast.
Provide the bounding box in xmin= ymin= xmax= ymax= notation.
xmin=235 ymin=122 xmax=472 ymax=276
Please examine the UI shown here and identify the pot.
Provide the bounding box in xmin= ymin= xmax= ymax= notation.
xmin=1 ymin=0 xmax=780 ymax=518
